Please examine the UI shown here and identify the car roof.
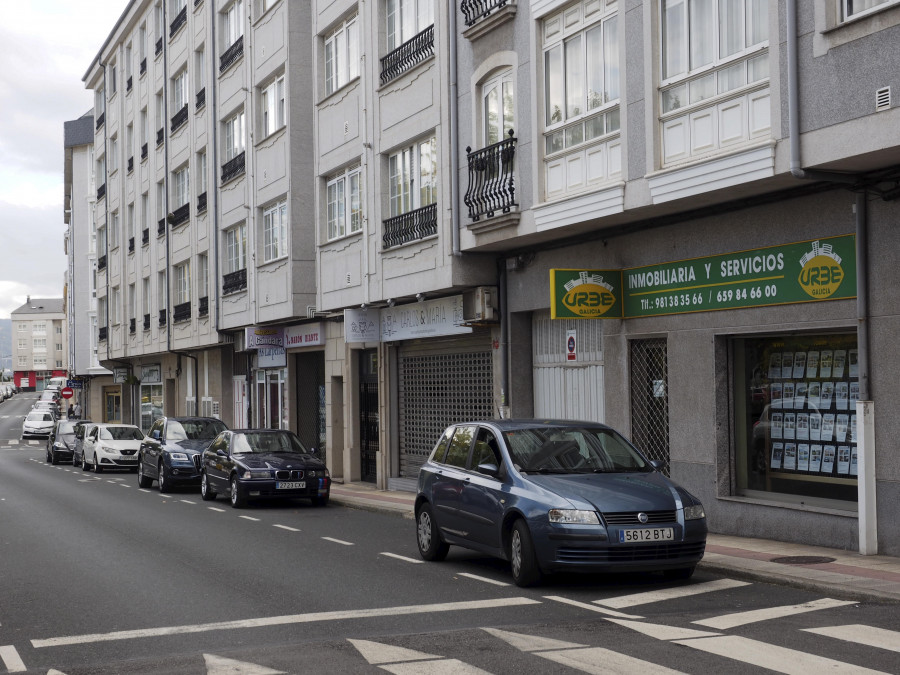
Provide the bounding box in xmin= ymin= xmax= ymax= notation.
xmin=162 ymin=416 xmax=225 ymax=423
xmin=447 ymin=418 xmax=616 ymax=432
xmin=95 ymin=423 xmax=140 ymax=428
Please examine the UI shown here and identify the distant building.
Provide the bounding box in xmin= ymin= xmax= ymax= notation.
xmin=11 ymin=297 xmax=68 ymax=391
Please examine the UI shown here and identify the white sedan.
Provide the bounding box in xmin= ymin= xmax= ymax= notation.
xmin=22 ymin=411 xmax=55 ymax=438
xmin=81 ymin=423 xmax=144 ymax=473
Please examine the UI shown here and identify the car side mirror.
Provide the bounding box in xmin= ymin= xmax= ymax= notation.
xmin=650 ymin=459 xmax=667 ymax=471
xmin=216 ymin=448 xmax=227 ymax=457
xmin=476 ymin=462 xmax=501 ymax=479
xmin=308 ymin=446 xmax=319 ymax=456
xmin=152 ymin=430 xmax=161 ymax=440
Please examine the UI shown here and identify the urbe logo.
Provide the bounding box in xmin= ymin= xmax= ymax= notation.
xmin=562 ymin=272 xmax=617 ymax=317
xmin=798 ymin=241 xmax=844 ymax=299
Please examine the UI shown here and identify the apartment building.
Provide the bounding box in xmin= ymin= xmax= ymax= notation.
xmin=11 ymin=297 xmax=68 ymax=392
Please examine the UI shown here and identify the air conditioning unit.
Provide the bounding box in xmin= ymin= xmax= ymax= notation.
xmin=464 ymin=286 xmax=498 ymax=323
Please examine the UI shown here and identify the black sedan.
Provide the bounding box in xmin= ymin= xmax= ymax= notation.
xmin=46 ymin=420 xmax=78 ymax=464
xmin=200 ymin=429 xmax=330 ymax=508
xmin=137 ymin=416 xmax=228 ymax=492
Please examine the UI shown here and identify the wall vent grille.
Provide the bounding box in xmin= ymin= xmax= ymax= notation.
xmin=876 ymin=87 xmax=891 ymax=112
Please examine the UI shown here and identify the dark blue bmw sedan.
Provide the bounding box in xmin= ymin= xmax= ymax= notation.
xmin=415 ymin=419 xmax=707 ymax=586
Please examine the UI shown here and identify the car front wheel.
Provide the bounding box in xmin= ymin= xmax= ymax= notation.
xmin=158 ymin=463 xmax=171 ymax=493
xmin=92 ymin=454 xmax=103 ymax=474
xmin=416 ymin=503 xmax=449 ymax=561
xmin=200 ymin=472 xmax=217 ymax=501
xmin=51 ymin=450 xmax=59 ymax=465
xmin=509 ymin=520 xmax=541 ymax=587
xmin=229 ymin=476 xmax=246 ymax=508
xmin=80 ymin=453 xmax=88 ymax=471
xmin=137 ymin=460 xmax=153 ymax=488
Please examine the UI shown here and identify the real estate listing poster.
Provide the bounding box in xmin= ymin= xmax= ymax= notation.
xmin=768 ymin=352 xmax=782 ymax=380
xmin=771 ymin=443 xmax=784 ymax=470
xmin=807 ymin=381 xmax=821 ymax=409
xmin=783 ymin=413 xmax=796 ymax=440
xmin=771 ymin=382 xmax=783 ymax=409
xmin=820 ymin=382 xmax=834 ymax=410
xmin=809 ymin=444 xmax=823 ymax=473
xmin=794 ymin=382 xmax=808 ymax=410
xmin=806 ymin=351 xmax=819 ymax=378
xmin=809 ymin=413 xmax=822 ymax=441
xmin=837 ymin=446 xmax=851 ymax=475
xmin=797 ymin=444 xmax=810 ymax=472
xmin=849 ymin=349 xmax=859 ymax=378
xmin=793 ymin=351 xmax=807 ymax=379
xmin=783 ymin=382 xmax=795 ymax=409
xmin=835 ymin=414 xmax=849 ymax=443
xmin=782 ymin=352 xmax=794 ymax=379
xmin=820 ymin=350 xmax=834 ymax=379
xmin=850 ymin=414 xmax=857 ymax=443
xmin=832 ymin=350 xmax=846 ymax=379
xmin=850 ymin=447 xmax=858 ymax=476
xmin=821 ymin=446 xmax=836 ymax=474
xmin=821 ymin=414 xmax=835 ymax=442
xmin=771 ymin=412 xmax=783 ymax=439
xmin=783 ymin=443 xmax=797 ymax=471
xmin=849 ymin=381 xmax=860 ymax=408
xmin=796 ymin=413 xmax=809 ymax=440
xmin=835 ymin=381 xmax=849 ymax=411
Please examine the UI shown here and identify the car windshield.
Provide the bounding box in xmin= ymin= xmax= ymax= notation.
xmin=167 ymin=419 xmax=227 ymax=441
xmin=27 ymin=412 xmax=52 ymax=422
xmin=502 ymin=427 xmax=652 ymax=474
xmin=231 ymin=432 xmax=306 ymax=455
xmin=100 ymin=426 xmax=144 ymax=441
xmin=58 ymin=422 xmax=76 ymax=434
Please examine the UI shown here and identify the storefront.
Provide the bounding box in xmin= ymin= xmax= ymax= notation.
xmin=285 ymin=322 xmax=327 ymax=455
xmin=139 ymin=363 xmax=163 ymax=431
xmin=245 ymin=326 xmax=287 ymax=430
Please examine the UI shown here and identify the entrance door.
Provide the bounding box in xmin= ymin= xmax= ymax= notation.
xmin=233 ymin=377 xmax=247 ymax=428
xmin=359 ymin=349 xmax=378 ymax=483
xmin=296 ymin=352 xmax=325 ymax=453
xmin=104 ymin=390 xmax=122 ymax=423
xmin=630 ymin=338 xmax=670 ymax=471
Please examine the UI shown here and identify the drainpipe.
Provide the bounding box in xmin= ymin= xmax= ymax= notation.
xmin=162 ymin=1 xmax=172 ymax=358
xmin=498 ymin=259 xmax=509 ymax=419
xmin=100 ymin=61 xmax=111 ymax=366
xmin=449 ymin=3 xmax=461 ymax=256
xmin=210 ymin=3 xmax=221 ymax=335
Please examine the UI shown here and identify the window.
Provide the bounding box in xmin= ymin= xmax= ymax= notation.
xmin=842 ymin=0 xmax=899 ymax=20
xmin=17 ymin=322 xmax=26 ymax=332
xmin=157 ymin=181 xmax=165 ymax=221
xmin=56 ymin=343 xmax=63 ymax=352
xmin=95 ymin=89 xmax=106 ymax=117
xmin=223 ymin=0 xmax=244 ymax=46
xmin=141 ymin=108 xmax=148 ymax=147
xmin=125 ymin=44 xmax=132 ymax=83
xmin=17 ymin=338 xmax=26 ymax=350
xmin=55 ymin=324 xmax=62 ymax=334
xmin=155 ymin=3 xmax=164 ymax=42
xmin=110 ymin=62 xmax=117 ymax=95
xmin=172 ymin=0 xmax=187 ymax=14
xmin=33 ymin=322 xmax=46 ymax=334
xmin=110 ymin=211 xmax=119 ymax=249
xmin=325 ymin=15 xmax=359 ymax=95
xmin=109 ymin=136 xmax=118 ymax=173
xmin=326 ymin=166 xmax=362 ymax=240
xmin=386 ymin=0 xmax=433 ymax=51
xmin=224 ymin=224 xmax=247 ymax=273
xmin=129 ymin=283 xmax=136 ymax=321
xmin=197 ymin=150 xmax=208 ymax=194
xmin=198 ymin=253 xmax=209 ymax=297
xmin=143 ymin=277 xmax=151 ymax=315
xmin=34 ymin=357 xmax=47 ymax=370
xmin=175 ymin=262 xmax=191 ymax=304
xmin=18 ymin=356 xmax=26 ymax=368
xmin=262 ymin=200 xmax=287 ymax=261
xmin=173 ymin=68 xmax=189 ymax=111
xmin=33 ymin=338 xmax=47 ymax=351
xmin=483 ymin=70 xmax=514 ymax=146
xmin=224 ymin=110 xmax=245 ymax=161
xmin=158 ymin=271 xmax=167 ymax=309
xmin=195 ymin=46 xmax=206 ymax=92
xmin=156 ymin=91 xmax=164 ymax=131
xmin=173 ymin=165 xmax=190 ymax=207
xmin=389 ymin=137 xmax=436 ymax=217
xmin=111 ymin=286 xmax=121 ymax=324
xmin=142 ymin=193 xmax=149 ymax=232
xmin=127 ymin=203 xmax=135 ymax=242
xmin=139 ymin=24 xmax=147 ymax=62
xmin=98 ymin=296 xmax=108 ymax=327
xmin=261 ymin=75 xmax=285 ymax=136
xmin=97 ymin=225 xmax=108 ymax=256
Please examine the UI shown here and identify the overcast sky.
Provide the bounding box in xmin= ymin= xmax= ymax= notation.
xmin=0 ymin=0 xmax=128 ymax=319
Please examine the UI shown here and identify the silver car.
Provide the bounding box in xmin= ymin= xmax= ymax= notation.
xmin=23 ymin=411 xmax=55 ymax=438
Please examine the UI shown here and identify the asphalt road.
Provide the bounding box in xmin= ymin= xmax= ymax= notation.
xmin=1 ymin=393 xmax=898 ymax=674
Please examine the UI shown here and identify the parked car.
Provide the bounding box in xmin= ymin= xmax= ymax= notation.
xmin=71 ymin=421 xmax=95 ymax=467
xmin=46 ymin=420 xmax=78 ymax=464
xmin=200 ymin=429 xmax=330 ymax=508
xmin=22 ymin=411 xmax=56 ymax=439
xmin=33 ymin=401 xmax=60 ymax=419
xmin=414 ymin=419 xmax=708 ymax=587
xmin=137 ymin=416 xmax=228 ymax=492
xmin=80 ymin=423 xmax=144 ymax=473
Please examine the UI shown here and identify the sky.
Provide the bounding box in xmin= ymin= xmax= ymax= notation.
xmin=0 ymin=0 xmax=129 ymax=319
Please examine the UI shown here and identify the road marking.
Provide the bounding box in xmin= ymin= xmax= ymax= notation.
xmin=606 ymin=619 xmax=721 ymax=641
xmin=139 ymin=489 xmax=151 ymax=493
xmin=544 ymin=596 xmax=644 ymax=620
xmin=119 ymin=484 xmax=130 ymax=488
xmin=181 ymin=500 xmax=196 ymax=504
xmin=349 ymin=639 xmax=491 ymax=674
xmin=692 ymin=598 xmax=857 ymax=629
xmin=483 ymin=628 xmax=586 ymax=652
xmin=322 ymin=537 xmax=353 ymax=546
xmin=803 ymin=625 xmax=900 ymax=653
xmin=457 ymin=573 xmax=510 ymax=587
xmin=32 ymin=598 xmax=542 ymax=648
xmin=107 ymin=481 xmax=117 ymax=484
xmin=239 ymin=516 xmax=260 ymax=522
xmin=0 ymin=645 xmax=26 ymax=672
xmin=204 ymin=653 xmax=284 ymax=675
xmin=595 ymin=578 xmax=751 ymax=609
xmin=209 ymin=507 xmax=226 ymax=512
xmin=273 ymin=524 xmax=300 ymax=532
xmin=380 ymin=552 xmax=423 ymax=564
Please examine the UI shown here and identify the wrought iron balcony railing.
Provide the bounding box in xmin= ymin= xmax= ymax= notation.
xmin=143 ymin=313 xmax=151 ymax=331
xmin=158 ymin=218 xmax=166 ymax=236
xmin=95 ymin=112 xmax=105 ymax=130
xmin=155 ymin=37 xmax=163 ymax=56
xmin=129 ymin=318 xmax=136 ymax=334
xmin=170 ymin=7 xmax=187 ymax=37
xmin=141 ymin=142 xmax=148 ymax=160
xmin=99 ymin=326 xmax=108 ymax=342
xmin=140 ymin=57 xmax=147 ymax=75
xmin=196 ymin=87 xmax=206 ymax=110
xmin=220 ymin=36 xmax=244 ymax=73
xmin=464 ymin=129 xmax=518 ymax=222
xmin=128 ymin=237 xmax=135 ymax=253
xmin=158 ymin=309 xmax=167 ymax=327
xmin=142 ymin=228 xmax=150 ymax=246
xmin=197 ymin=191 xmax=207 ymax=213
xmin=169 ymin=203 xmax=189 ymax=228
xmin=156 ymin=127 xmax=164 ymax=146
xmin=171 ymin=104 xmax=189 ymax=133
xmin=223 ymin=268 xmax=247 ymax=295
xmin=97 ymin=254 xmax=107 ymax=271
xmin=221 ymin=151 xmax=245 ymax=184
xmin=127 ymin=156 xmax=134 ymax=173
xmin=461 ymin=0 xmax=511 ymax=26
xmin=198 ymin=295 xmax=209 ymax=317
xmin=380 ymin=25 xmax=434 ymax=84
xmin=126 ymin=75 xmax=133 ymax=92
xmin=382 ymin=202 xmax=438 ymax=249
xmin=173 ymin=301 xmax=191 ymax=323
xmin=96 ymin=183 xmax=106 ymax=201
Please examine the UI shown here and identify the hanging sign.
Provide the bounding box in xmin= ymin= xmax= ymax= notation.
xmin=566 ymin=329 xmax=577 ymax=361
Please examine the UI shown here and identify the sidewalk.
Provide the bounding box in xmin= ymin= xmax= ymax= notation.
xmin=329 ymin=481 xmax=900 ymax=603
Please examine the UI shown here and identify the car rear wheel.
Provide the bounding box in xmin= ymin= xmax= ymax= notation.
xmin=510 ymin=520 xmax=541 ymax=587
xmin=200 ymin=472 xmax=217 ymax=501
xmin=158 ymin=463 xmax=171 ymax=493
xmin=416 ymin=503 xmax=449 ymax=561
xmin=137 ymin=460 xmax=153 ymax=488
xmin=663 ymin=566 xmax=695 ymax=581
xmin=229 ymin=476 xmax=246 ymax=509
xmin=80 ymin=453 xmax=88 ymax=472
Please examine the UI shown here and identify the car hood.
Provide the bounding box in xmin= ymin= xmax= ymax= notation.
xmin=166 ymin=439 xmax=213 ymax=454
xmin=232 ymin=452 xmax=326 ymax=471
xmin=99 ymin=440 xmax=142 ymax=451
xmin=24 ymin=420 xmax=54 ymax=428
xmin=525 ymin=470 xmax=684 ymax=513
xmin=58 ymin=433 xmax=76 ymax=448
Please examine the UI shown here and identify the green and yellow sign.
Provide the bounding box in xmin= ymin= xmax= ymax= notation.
xmin=550 ymin=235 xmax=856 ymax=319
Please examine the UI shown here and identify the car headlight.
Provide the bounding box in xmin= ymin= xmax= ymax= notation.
xmin=168 ymin=452 xmax=190 ymax=462
xmin=241 ymin=469 xmax=271 ymax=479
xmin=308 ymin=469 xmax=329 ymax=478
xmin=684 ymin=504 xmax=706 ymax=520
xmin=54 ymin=442 xmax=67 ymax=449
xmin=549 ymin=509 xmax=600 ymax=525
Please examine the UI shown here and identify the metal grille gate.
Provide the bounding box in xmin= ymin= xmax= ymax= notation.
xmin=295 ymin=352 xmax=325 ymax=453
xmin=398 ymin=335 xmax=493 ymax=477
xmin=359 ymin=349 xmax=379 ymax=483
xmin=630 ymin=338 xmax=670 ymax=473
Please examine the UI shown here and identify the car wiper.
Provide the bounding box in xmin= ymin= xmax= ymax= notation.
xmin=526 ymin=467 xmax=576 ymax=474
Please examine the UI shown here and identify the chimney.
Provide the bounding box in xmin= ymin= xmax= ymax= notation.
xmin=26 ymin=295 xmax=30 ymax=304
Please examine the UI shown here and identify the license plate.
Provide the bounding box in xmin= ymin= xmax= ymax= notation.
xmin=619 ymin=527 xmax=674 ymax=543
xmin=276 ymin=481 xmax=305 ymax=490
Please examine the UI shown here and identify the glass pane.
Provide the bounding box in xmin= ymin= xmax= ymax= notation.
xmin=718 ymin=61 xmax=745 ymax=93
xmin=689 ymin=0 xmax=714 ymax=69
xmin=565 ymin=123 xmax=584 ymax=147
xmin=604 ymin=16 xmax=619 ymax=102
xmin=545 ymin=46 xmax=564 ymax=125
xmin=719 ymin=0 xmax=743 ymax=59
xmin=545 ymin=131 xmax=565 ymax=155
xmin=607 ymin=107 xmax=620 ymax=132
xmin=565 ymin=35 xmax=584 ymax=118
xmin=502 ymin=80 xmax=515 ymax=135
xmin=485 ymin=85 xmax=500 ymax=145
xmin=662 ymin=84 xmax=687 ymax=113
xmin=690 ymin=73 xmax=716 ymax=103
xmin=586 ymin=25 xmax=604 ymax=111
xmin=350 ymin=172 xmax=361 ymax=232
xmin=746 ymin=0 xmax=768 ymax=46
xmin=748 ymin=53 xmax=768 ymax=82
xmin=662 ymin=0 xmax=686 ymax=79
xmin=348 ymin=21 xmax=359 ymax=80
xmin=585 ymin=115 xmax=605 ymax=140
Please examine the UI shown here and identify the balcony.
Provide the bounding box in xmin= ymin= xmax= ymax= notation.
xmin=158 ymin=309 xmax=167 ymax=327
xmin=155 ymin=37 xmax=163 ymax=56
xmin=173 ymin=301 xmax=191 ymax=323
xmin=198 ymin=295 xmax=209 ymax=317
xmin=96 ymin=183 xmax=106 ymax=201
xmin=197 ymin=191 xmax=207 ymax=213
xmin=128 ymin=237 xmax=135 ymax=253
xmin=126 ymin=75 xmax=133 ymax=92
xmin=222 ymin=268 xmax=247 ymax=295
xmin=142 ymin=228 xmax=150 ymax=246
xmin=169 ymin=7 xmax=187 ymax=37
xmin=143 ymin=313 xmax=151 ymax=331
xmin=221 ymin=151 xmax=245 ymax=184
xmin=140 ymin=57 xmax=147 ymax=75
xmin=129 ymin=318 xmax=136 ymax=334
xmin=95 ymin=112 xmax=105 ymax=130
xmin=219 ymin=35 xmax=243 ymax=73
xmin=171 ymin=103 xmax=189 ymax=133
xmin=169 ymin=203 xmax=189 ymax=228
xmin=158 ymin=218 xmax=166 ymax=236
xmin=196 ymin=87 xmax=206 ymax=110
xmin=97 ymin=254 xmax=107 ymax=271
xmin=380 ymin=25 xmax=434 ymax=84
xmin=127 ymin=156 xmax=134 ymax=173
xmin=382 ymin=202 xmax=438 ymax=249
xmin=98 ymin=326 xmax=108 ymax=342
xmin=464 ymin=129 xmax=518 ymax=222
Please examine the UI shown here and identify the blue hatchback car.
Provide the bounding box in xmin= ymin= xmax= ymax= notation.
xmin=415 ymin=419 xmax=707 ymax=586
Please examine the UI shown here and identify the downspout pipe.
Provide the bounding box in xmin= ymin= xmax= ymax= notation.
xmin=211 ymin=2 xmax=221 ymax=334
xmin=498 ymin=259 xmax=509 ymax=418
xmin=172 ymin=350 xmax=200 ymax=415
xmin=450 ymin=3 xmax=462 ymax=256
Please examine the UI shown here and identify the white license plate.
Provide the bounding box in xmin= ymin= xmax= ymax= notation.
xmin=619 ymin=527 xmax=674 ymax=543
xmin=276 ymin=481 xmax=305 ymax=490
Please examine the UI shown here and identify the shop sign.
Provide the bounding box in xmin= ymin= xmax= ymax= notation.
xmin=245 ymin=326 xmax=284 ymax=349
xmin=257 ymin=347 xmax=286 ymax=368
xmin=284 ymin=322 xmax=325 ymax=348
xmin=566 ymin=329 xmax=577 ymax=361
xmin=550 ymin=270 xmax=623 ymax=319
xmin=380 ymin=295 xmax=471 ymax=341
xmin=66 ymin=379 xmax=84 ymax=389
xmin=345 ymin=308 xmax=381 ymax=343
xmin=113 ymin=367 xmax=130 ymax=384
xmin=141 ymin=364 xmax=161 ymax=383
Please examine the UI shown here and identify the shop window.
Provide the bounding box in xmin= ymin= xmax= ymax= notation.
xmin=734 ymin=333 xmax=859 ymax=508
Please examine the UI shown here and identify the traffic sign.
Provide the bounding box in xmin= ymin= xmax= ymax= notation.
xmin=61 ymin=387 xmax=74 ymax=399
xmin=66 ymin=379 xmax=83 ymax=389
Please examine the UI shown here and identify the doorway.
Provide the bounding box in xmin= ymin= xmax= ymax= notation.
xmin=358 ymin=349 xmax=378 ymax=483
